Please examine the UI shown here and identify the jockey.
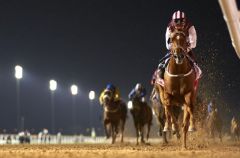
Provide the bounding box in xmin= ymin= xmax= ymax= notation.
xmin=207 ymin=100 xmax=217 ymax=116
xmin=128 ymin=83 xmax=147 ymax=102
xmin=158 ymin=10 xmax=197 ymax=78
xmin=99 ymin=83 xmax=121 ymax=105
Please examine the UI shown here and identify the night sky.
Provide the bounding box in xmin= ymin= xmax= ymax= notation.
xmin=0 ymin=0 xmax=239 ymax=134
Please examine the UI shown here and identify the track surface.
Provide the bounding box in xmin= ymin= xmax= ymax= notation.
xmin=0 ymin=141 xmax=240 ymax=158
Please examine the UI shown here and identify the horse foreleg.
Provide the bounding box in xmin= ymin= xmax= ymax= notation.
xmin=163 ymin=106 xmax=171 ymax=132
xmin=104 ymin=121 xmax=110 ymax=139
xmin=111 ymin=124 xmax=116 ymax=144
xmin=185 ymin=93 xmax=195 ymax=132
xmin=146 ymin=122 xmax=151 ymax=141
xmin=140 ymin=125 xmax=145 ymax=144
xmin=120 ymin=120 xmax=125 ymax=143
xmin=182 ymin=105 xmax=190 ymax=149
xmin=134 ymin=122 xmax=139 ymax=145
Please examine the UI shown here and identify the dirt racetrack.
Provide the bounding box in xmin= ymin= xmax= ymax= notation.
xmin=0 ymin=141 xmax=240 ymax=158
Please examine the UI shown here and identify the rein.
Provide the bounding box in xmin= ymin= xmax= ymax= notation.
xmin=165 ymin=56 xmax=193 ymax=77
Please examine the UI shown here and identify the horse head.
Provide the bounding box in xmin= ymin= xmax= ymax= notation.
xmin=170 ymin=30 xmax=188 ymax=65
xmin=102 ymin=90 xmax=114 ymax=106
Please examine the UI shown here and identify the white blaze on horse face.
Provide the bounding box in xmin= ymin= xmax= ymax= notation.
xmin=103 ymin=94 xmax=111 ymax=102
xmin=176 ymin=58 xmax=183 ymax=64
xmin=174 ymin=53 xmax=184 ymax=65
xmin=177 ymin=35 xmax=180 ymax=40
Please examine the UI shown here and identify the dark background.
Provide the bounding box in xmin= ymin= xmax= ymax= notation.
xmin=0 ymin=0 xmax=239 ymax=134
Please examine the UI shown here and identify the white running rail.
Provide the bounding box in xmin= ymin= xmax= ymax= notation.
xmin=219 ymin=0 xmax=240 ymax=59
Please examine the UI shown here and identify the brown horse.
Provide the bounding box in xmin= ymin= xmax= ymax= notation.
xmin=130 ymin=97 xmax=152 ymax=145
xmin=155 ymin=30 xmax=198 ymax=148
xmin=101 ymin=90 xmax=127 ymax=144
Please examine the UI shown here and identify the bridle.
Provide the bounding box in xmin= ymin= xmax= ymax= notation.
xmin=166 ymin=30 xmax=193 ymax=77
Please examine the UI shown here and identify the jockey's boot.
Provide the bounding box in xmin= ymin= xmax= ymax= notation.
xmin=158 ymin=60 xmax=168 ymax=79
xmin=187 ymin=51 xmax=197 ymax=66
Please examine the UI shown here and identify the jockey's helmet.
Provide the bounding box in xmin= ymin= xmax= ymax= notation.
xmin=106 ymin=83 xmax=116 ymax=92
xmin=172 ymin=10 xmax=186 ymax=29
xmin=135 ymin=83 xmax=142 ymax=91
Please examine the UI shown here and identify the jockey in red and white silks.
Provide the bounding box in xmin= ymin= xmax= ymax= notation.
xmin=157 ymin=10 xmax=200 ymax=79
xmin=165 ymin=10 xmax=197 ymax=53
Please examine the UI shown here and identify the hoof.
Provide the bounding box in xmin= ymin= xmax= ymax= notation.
xmin=181 ymin=146 xmax=187 ymax=150
xmin=188 ymin=126 xmax=196 ymax=132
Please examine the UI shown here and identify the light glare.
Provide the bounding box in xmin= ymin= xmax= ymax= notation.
xmin=15 ymin=65 xmax=23 ymax=79
xmin=89 ymin=91 xmax=95 ymax=100
xmin=49 ymin=80 xmax=57 ymax=91
xmin=71 ymin=85 xmax=78 ymax=95
xmin=127 ymin=101 xmax=133 ymax=109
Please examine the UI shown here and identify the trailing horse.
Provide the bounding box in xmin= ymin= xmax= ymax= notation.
xmin=231 ymin=117 xmax=239 ymax=141
xmin=154 ymin=30 xmax=201 ymax=148
xmin=207 ymin=109 xmax=223 ymax=142
xmin=130 ymin=97 xmax=152 ymax=145
xmin=101 ymin=90 xmax=127 ymax=144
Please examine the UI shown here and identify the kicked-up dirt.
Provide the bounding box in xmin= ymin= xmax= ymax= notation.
xmin=0 ymin=140 xmax=240 ymax=158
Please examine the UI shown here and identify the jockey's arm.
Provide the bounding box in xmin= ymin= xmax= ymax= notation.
xmin=165 ymin=27 xmax=171 ymax=50
xmin=128 ymin=89 xmax=135 ymax=100
xmin=188 ymin=26 xmax=197 ymax=49
xmin=140 ymin=88 xmax=147 ymax=98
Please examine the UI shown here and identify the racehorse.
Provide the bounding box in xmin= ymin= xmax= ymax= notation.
xmin=150 ymin=87 xmax=182 ymax=144
xmin=130 ymin=97 xmax=152 ymax=145
xmin=101 ymin=90 xmax=127 ymax=144
xmin=231 ymin=118 xmax=239 ymax=141
xmin=154 ymin=30 xmax=199 ymax=148
xmin=207 ymin=109 xmax=223 ymax=142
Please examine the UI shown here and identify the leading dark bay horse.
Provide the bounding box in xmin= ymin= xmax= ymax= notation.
xmin=155 ymin=30 xmax=199 ymax=148
xmin=130 ymin=97 xmax=152 ymax=145
xmin=101 ymin=90 xmax=127 ymax=144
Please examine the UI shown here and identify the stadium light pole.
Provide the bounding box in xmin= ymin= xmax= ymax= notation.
xmin=88 ymin=91 xmax=95 ymax=130
xmin=70 ymin=84 xmax=78 ymax=134
xmin=15 ymin=65 xmax=23 ymax=131
xmin=49 ymin=79 xmax=57 ymax=134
